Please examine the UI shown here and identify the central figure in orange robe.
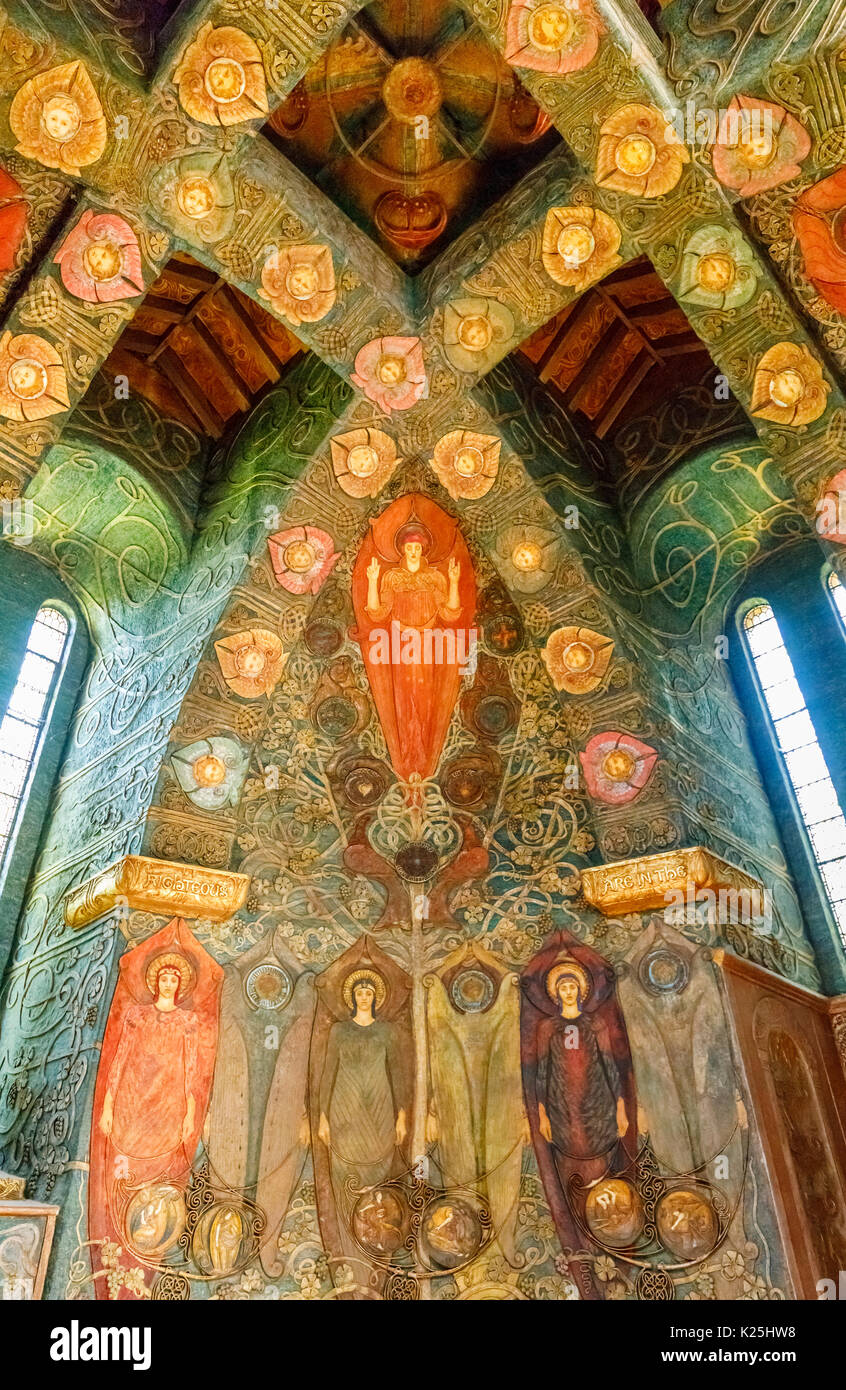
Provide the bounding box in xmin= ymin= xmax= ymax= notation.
xmin=352 ymin=494 xmax=476 ymax=784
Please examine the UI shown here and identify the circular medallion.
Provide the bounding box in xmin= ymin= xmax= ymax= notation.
xmin=561 ymin=639 xmax=595 ymax=673
xmin=482 ymin=612 xmax=524 ymax=654
xmin=585 ymin=1178 xmax=644 ymax=1249
xmin=204 ymin=56 xmax=247 ymax=104
xmin=639 ymin=947 xmax=689 ymax=995
xmin=192 ymin=753 xmax=227 ymax=787
xmin=304 ymin=619 xmax=343 ymax=657
xmin=696 ymin=252 xmax=735 ymax=294
xmin=347 ymin=443 xmax=380 ymax=477
xmin=737 ymin=130 xmax=774 ymax=169
xmin=342 ymin=763 xmax=389 ymax=807
xmin=177 ymin=175 xmax=216 ymax=220
xmin=528 ymin=3 xmax=574 ymax=51
xmin=245 ymin=962 xmax=293 ymax=1011
xmin=8 ymin=358 xmax=47 ymax=401
xmin=41 ymin=94 xmax=81 ymax=143
xmin=442 ymin=763 xmax=486 ymax=806
xmin=394 ymin=839 xmax=439 ymax=881
xmin=382 ymin=57 xmax=443 ymax=123
xmin=511 ymin=539 xmax=542 ymax=572
xmin=457 ymin=315 xmax=493 ymax=352
xmin=656 ymin=1188 xmax=718 ymax=1261
xmin=377 ymin=353 xmax=407 ymax=386
xmin=615 ymin=133 xmax=657 ymax=177
xmin=314 ymin=694 xmax=358 ymax=740
xmin=420 ymin=1196 xmax=483 ymax=1270
xmin=474 ymin=693 xmax=517 ymax=739
xmin=768 ymin=368 xmax=805 ymax=410
xmin=125 ymin=1183 xmax=186 ymax=1259
xmin=556 ymin=223 xmax=595 ymax=267
xmin=234 ymin=644 xmax=267 ymax=677
xmin=283 ymin=539 xmax=316 ymax=572
xmin=449 ymin=968 xmax=495 ymax=1014
xmin=83 ymin=240 xmax=123 ymax=283
xmin=352 ymin=1187 xmax=410 ymax=1256
xmin=454 ymin=444 xmax=484 ymax=476
xmin=285 ymin=262 xmax=320 ymax=301
xmin=601 ymin=748 xmax=636 ymax=782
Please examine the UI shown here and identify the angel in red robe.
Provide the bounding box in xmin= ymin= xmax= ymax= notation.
xmin=794 ymin=168 xmax=846 ymax=314
xmin=88 ymin=918 xmax=222 ymax=1298
xmin=352 ymin=493 xmax=476 ymax=785
xmin=521 ymin=932 xmax=637 ymax=1299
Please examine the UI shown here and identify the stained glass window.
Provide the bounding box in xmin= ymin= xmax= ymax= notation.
xmin=743 ymin=602 xmax=846 ymax=941
xmin=827 ymin=569 xmax=846 ymax=627
xmin=0 ymin=605 xmax=69 ymax=867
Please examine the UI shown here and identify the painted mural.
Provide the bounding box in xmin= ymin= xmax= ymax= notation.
xmin=0 ymin=0 xmax=846 ymax=1310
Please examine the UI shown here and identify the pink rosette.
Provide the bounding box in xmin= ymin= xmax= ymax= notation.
xmin=54 ymin=209 xmax=144 ymax=302
xmin=579 ymin=731 xmax=657 ymax=805
xmin=712 ymin=96 xmax=810 ymax=197
xmin=351 ymin=335 xmax=427 ymax=414
xmin=267 ymin=524 xmax=339 ymax=595
xmin=505 ymin=0 xmax=604 ymax=75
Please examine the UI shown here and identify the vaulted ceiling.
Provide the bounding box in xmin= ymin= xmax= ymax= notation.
xmin=0 ymin=0 xmax=844 ymax=558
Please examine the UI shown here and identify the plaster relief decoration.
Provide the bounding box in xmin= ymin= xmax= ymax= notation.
xmin=54 ymin=210 xmax=144 ymax=303
xmin=579 ymin=731 xmax=657 ymax=804
xmin=0 ymin=332 xmax=68 ymax=422
xmin=174 ymin=24 xmax=269 ymax=127
xmin=149 ymin=152 xmax=235 ymax=245
xmin=751 ymin=343 xmax=830 ymax=427
xmin=711 ymin=97 xmax=810 ymax=196
xmin=170 ymin=736 xmax=249 ymax=809
xmin=504 ymin=0 xmax=605 ymax=74
xmin=10 ymin=61 xmax=107 ymax=177
xmin=495 ymin=521 xmax=559 ymax=592
xmin=541 ymin=206 xmax=622 ymax=291
xmin=268 ymin=524 xmax=340 ymax=594
xmin=543 ymin=625 xmax=614 ymax=693
xmin=677 ymin=225 xmax=758 ymax=312
xmin=442 ymin=297 xmax=515 ymax=374
xmin=214 ymin=628 xmax=286 ymax=698
xmin=351 ymin=336 xmax=428 ymax=413
xmin=330 ymin=427 xmax=400 ymax=498
xmin=260 ymin=244 xmax=336 ymax=326
xmin=596 ymin=105 xmax=689 ymax=199
xmin=428 ymin=429 xmax=500 ymax=499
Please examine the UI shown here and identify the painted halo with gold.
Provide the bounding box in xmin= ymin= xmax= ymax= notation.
xmin=342 ymin=968 xmax=387 ymax=1011
xmin=545 ymin=958 xmax=592 ymax=1003
xmin=145 ymin=951 xmax=195 ymax=999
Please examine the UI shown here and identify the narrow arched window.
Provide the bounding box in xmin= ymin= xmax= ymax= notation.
xmin=742 ymin=601 xmax=846 ymax=939
xmin=827 ymin=568 xmax=846 ymax=627
xmin=0 ymin=604 xmax=70 ymax=867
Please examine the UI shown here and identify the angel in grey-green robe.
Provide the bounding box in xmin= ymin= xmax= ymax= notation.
xmin=319 ymin=1019 xmax=406 ymax=1198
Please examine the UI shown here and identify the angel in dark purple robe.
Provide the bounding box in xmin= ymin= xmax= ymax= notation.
xmin=521 ymin=932 xmax=638 ymax=1299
